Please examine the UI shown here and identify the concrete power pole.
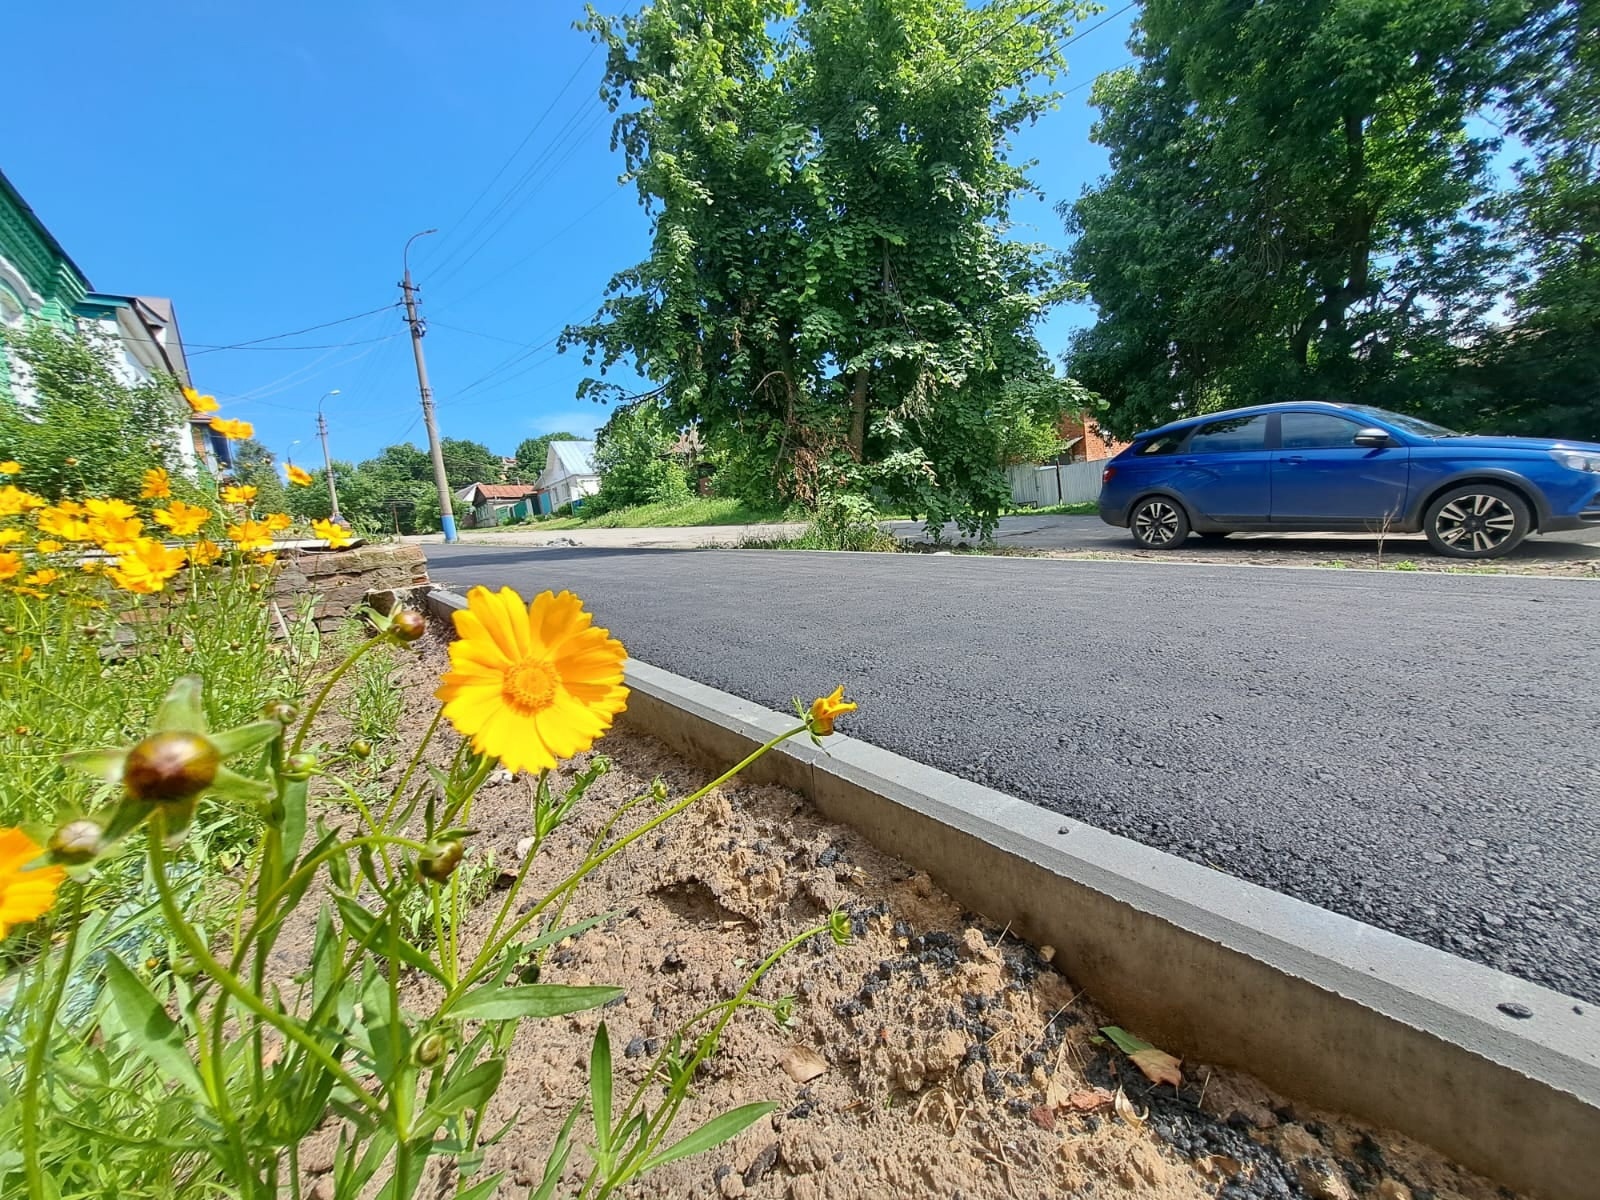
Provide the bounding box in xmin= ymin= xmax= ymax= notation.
xmin=401 ymin=229 xmax=458 ymax=543
xmin=316 ymin=389 xmax=343 ymax=522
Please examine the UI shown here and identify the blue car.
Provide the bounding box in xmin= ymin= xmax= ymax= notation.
xmin=1098 ymin=401 xmax=1600 ymax=559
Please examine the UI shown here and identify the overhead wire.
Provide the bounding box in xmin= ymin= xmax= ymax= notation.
xmin=187 ymin=305 xmax=399 ymax=355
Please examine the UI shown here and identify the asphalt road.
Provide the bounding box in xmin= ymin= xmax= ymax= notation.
xmin=424 ymin=545 xmax=1600 ymax=1003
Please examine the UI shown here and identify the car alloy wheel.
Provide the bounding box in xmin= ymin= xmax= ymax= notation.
xmin=1433 ymin=493 xmax=1518 ymax=555
xmin=1132 ymin=498 xmax=1186 ymax=548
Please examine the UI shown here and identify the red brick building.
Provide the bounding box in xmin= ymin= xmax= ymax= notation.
xmin=1057 ymin=410 xmax=1130 ymax=463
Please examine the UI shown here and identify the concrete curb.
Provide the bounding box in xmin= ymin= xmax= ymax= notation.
xmin=425 ymin=586 xmax=1599 ymax=1200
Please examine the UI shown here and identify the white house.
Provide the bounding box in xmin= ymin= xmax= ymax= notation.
xmin=535 ymin=440 xmax=599 ymax=510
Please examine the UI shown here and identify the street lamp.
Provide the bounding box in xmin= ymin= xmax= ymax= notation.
xmin=316 ymin=389 xmax=343 ymax=523
xmin=281 ymin=439 xmax=301 ymax=480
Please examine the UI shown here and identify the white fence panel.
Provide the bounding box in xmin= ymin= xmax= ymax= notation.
xmin=1007 ymin=459 xmax=1105 ymax=507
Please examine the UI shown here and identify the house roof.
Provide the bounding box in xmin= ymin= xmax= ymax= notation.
xmin=463 ymin=483 xmax=539 ymax=502
xmin=549 ymin=440 xmax=597 ymax=477
xmin=0 ymin=168 xmax=92 ymax=289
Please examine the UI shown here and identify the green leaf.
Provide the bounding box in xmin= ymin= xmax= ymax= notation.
xmin=590 ymin=1023 xmax=613 ymax=1156
xmin=531 ymin=1103 xmax=583 ymax=1200
xmin=420 ymin=1058 xmax=504 ymax=1125
xmin=1099 ymin=1026 xmax=1156 ymax=1055
xmin=60 ymin=748 xmax=128 ymax=784
xmin=335 ymin=894 xmax=447 ymax=984
xmin=102 ymin=954 xmax=204 ymax=1097
xmin=209 ymin=719 xmax=282 ymax=759
xmin=451 ymin=1175 xmax=505 ymax=1200
xmin=153 ymin=675 xmax=206 ymax=732
xmin=277 ymin=775 xmax=309 ymax=870
xmin=642 ymin=1102 xmax=779 ymax=1171
xmin=209 ymin=765 xmax=273 ymax=806
xmin=446 ymin=983 xmax=622 ymax=1023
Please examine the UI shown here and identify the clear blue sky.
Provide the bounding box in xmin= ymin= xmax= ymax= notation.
xmin=4 ymin=1 xmax=1137 ymax=468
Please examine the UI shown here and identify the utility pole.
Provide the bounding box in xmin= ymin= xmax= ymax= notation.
xmin=401 ymin=229 xmax=458 ymax=543
xmin=316 ymin=389 xmax=343 ymax=522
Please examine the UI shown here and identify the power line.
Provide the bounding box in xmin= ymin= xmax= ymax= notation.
xmin=188 ymin=305 xmax=399 ymax=355
xmin=185 ymin=334 xmax=394 ymax=352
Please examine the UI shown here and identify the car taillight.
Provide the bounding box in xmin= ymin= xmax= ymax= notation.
xmin=1102 ymin=466 xmax=1116 ymax=484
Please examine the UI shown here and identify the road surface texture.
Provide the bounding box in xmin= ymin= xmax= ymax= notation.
xmin=424 ymin=544 xmax=1600 ymax=1003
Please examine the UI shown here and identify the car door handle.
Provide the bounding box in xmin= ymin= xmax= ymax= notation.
xmin=1277 ymin=455 xmax=1306 ymax=464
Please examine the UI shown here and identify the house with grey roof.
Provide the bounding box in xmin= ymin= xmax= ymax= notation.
xmin=534 ymin=439 xmax=599 ymax=510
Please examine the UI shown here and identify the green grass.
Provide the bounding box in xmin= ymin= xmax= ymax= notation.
xmin=502 ymin=497 xmax=791 ymax=531
xmin=1011 ymin=501 xmax=1099 ymax=516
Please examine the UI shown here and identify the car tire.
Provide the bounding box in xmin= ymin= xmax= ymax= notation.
xmin=1129 ymin=496 xmax=1190 ymax=550
xmin=1423 ymin=484 xmax=1531 ymax=559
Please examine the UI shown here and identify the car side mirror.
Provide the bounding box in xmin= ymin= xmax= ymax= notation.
xmin=1353 ymin=428 xmax=1392 ymax=447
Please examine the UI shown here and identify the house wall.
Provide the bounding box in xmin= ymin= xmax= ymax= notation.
xmin=1058 ymin=410 xmax=1129 ymax=462
xmin=551 ymin=474 xmax=599 ymax=509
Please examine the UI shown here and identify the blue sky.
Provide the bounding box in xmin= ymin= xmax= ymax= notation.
xmin=4 ymin=1 xmax=1137 ymax=468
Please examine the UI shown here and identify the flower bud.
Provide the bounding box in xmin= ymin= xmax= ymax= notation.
xmin=417 ymin=839 xmax=464 ymax=883
xmin=124 ymin=731 xmax=220 ymax=803
xmin=262 ymin=699 xmax=299 ymax=725
xmin=413 ymin=1031 xmax=448 ymax=1066
xmin=390 ymin=609 xmax=427 ymax=643
xmin=283 ymin=752 xmax=319 ymax=780
xmin=350 ymin=738 xmax=372 ymax=760
xmin=49 ymin=817 xmax=105 ymax=864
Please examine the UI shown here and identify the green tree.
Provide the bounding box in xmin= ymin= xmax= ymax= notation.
xmin=590 ymin=401 xmax=690 ymax=512
xmin=1065 ymin=0 xmax=1529 ymax=436
xmin=439 ymin=438 xmax=502 ymax=489
xmin=509 ymin=431 xmax=581 ymax=483
xmin=228 ymin=438 xmax=290 ymax=513
xmin=0 ymin=324 xmax=190 ymax=501
xmin=566 ymin=0 xmax=1088 ymax=535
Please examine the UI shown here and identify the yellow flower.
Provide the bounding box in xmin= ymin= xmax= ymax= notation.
xmin=37 ymin=506 xmax=91 ymax=542
xmin=254 ymin=552 xmax=278 ymax=567
xmin=263 ymin=512 xmax=293 ymax=532
xmin=188 ymin=539 xmax=223 ymax=566
xmin=210 ymin=418 xmax=255 ymax=440
xmin=34 ymin=539 xmax=62 ymax=554
xmin=0 ymin=461 xmax=19 ymax=474
xmin=808 ymin=686 xmax=857 ymax=736
xmin=140 ymin=467 xmax=172 ymax=499
xmin=22 ymin=569 xmax=61 ymax=589
xmin=107 ymin=538 xmax=187 ymax=595
xmin=0 ymin=486 xmax=46 ymax=517
xmin=286 ymin=464 xmax=313 ymax=486
xmin=220 ymin=484 xmax=258 ymax=505
xmin=84 ymin=497 xmax=137 ymax=520
xmin=0 ymin=828 xmax=65 ymax=939
xmin=153 ymin=500 xmax=212 ymax=537
xmin=0 ymin=552 xmax=20 ymax=582
xmin=435 ymin=586 xmax=628 ymax=775
xmin=0 ymin=530 xmax=22 ymax=547
xmin=312 ymin=518 xmax=351 ymax=548
xmin=182 ymin=387 xmax=219 ymax=414
xmin=87 ymin=511 xmax=145 ymax=555
xmin=226 ymin=519 xmax=275 ymax=553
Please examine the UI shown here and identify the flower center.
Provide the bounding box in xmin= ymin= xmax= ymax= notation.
xmin=503 ymin=658 xmax=559 ymax=714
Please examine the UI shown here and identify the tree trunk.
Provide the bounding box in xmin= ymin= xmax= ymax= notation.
xmin=849 ymin=367 xmax=870 ymax=460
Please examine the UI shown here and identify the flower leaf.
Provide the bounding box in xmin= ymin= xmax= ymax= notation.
xmin=210 ymin=720 xmax=282 ymax=759
xmin=446 ymin=983 xmax=623 ymax=1022
xmin=60 ymin=748 xmax=128 ymax=784
xmin=153 ymin=675 xmax=206 ymax=732
xmin=103 ymin=954 xmax=204 ymax=1098
xmin=640 ymin=1102 xmax=780 ymax=1171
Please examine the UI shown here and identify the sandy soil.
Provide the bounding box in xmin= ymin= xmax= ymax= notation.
xmin=298 ymin=632 xmax=1521 ymax=1200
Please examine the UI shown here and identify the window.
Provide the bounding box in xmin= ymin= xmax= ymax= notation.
xmin=1187 ymin=414 xmax=1268 ymax=453
xmin=1348 ymin=405 xmax=1457 ymax=438
xmin=1280 ymin=412 xmax=1367 ymax=449
xmin=1135 ymin=432 xmax=1186 ymax=456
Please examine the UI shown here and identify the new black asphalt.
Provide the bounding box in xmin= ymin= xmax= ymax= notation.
xmin=423 ymin=545 xmax=1600 ymax=1003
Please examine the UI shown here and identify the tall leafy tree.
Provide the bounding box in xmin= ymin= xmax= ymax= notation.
xmin=439 ymin=437 xmax=502 ymax=489
xmin=1066 ymin=0 xmax=1530 ymax=435
xmin=566 ymin=0 xmax=1089 ymax=533
xmin=228 ymin=438 xmax=290 ymax=513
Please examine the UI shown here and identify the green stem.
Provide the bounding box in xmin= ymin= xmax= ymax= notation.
xmin=147 ymin=822 xmax=383 ymax=1119
xmin=289 ymin=634 xmax=386 ymax=757
xmin=380 ymin=707 xmax=444 ymax=827
xmin=21 ymin=885 xmax=84 ymax=1199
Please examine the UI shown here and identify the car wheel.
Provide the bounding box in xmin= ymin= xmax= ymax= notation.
xmin=1129 ymin=496 xmax=1189 ymax=549
xmin=1423 ymin=485 xmax=1530 ymax=558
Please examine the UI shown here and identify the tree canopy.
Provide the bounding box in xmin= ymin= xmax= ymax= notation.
xmin=565 ymin=0 xmax=1092 ymax=533
xmin=509 ymin=432 xmax=581 ymax=483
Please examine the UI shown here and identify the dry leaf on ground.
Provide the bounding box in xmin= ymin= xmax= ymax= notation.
xmin=779 ymin=1045 xmax=828 ymax=1084
xmin=1102 ymin=1025 xmax=1184 ymax=1088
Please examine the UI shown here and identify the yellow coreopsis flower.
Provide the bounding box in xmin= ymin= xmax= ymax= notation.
xmin=311 ymin=518 xmax=351 ymax=548
xmin=226 ymin=519 xmax=275 ymax=553
xmin=263 ymin=512 xmax=293 ymax=532
xmin=0 ymin=486 xmax=46 ymax=517
xmin=0 ymin=552 xmax=20 ymax=582
xmin=0 ymin=461 xmax=19 ymax=474
xmin=87 ymin=512 xmax=145 ymax=555
xmin=220 ymin=484 xmax=258 ymax=505
xmin=435 ymin=586 xmax=628 ymax=775
xmin=210 ymin=417 xmax=255 ymax=440
xmin=182 ymin=387 xmax=220 ymax=414
xmin=154 ymin=500 xmax=212 ymax=537
xmin=0 ymin=828 xmax=65 ymax=939
xmin=22 ymin=569 xmax=61 ymax=589
xmin=188 ymin=538 xmax=224 ymax=566
xmin=140 ymin=467 xmax=172 ymax=499
xmin=107 ymin=538 xmax=187 ymax=594
xmin=286 ymin=464 xmax=313 ymax=486
xmin=34 ymin=539 xmax=63 ymax=554
xmin=84 ymin=497 xmax=138 ymax=520
xmin=0 ymin=530 xmax=22 ymax=547
xmin=36 ymin=506 xmax=91 ymax=542
xmin=808 ymin=686 xmax=857 ymax=736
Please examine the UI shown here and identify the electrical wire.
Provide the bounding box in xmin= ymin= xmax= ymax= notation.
xmin=187 ymin=305 xmax=399 ymax=355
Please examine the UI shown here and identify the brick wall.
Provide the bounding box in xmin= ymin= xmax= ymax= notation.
xmin=1058 ymin=410 xmax=1130 ymax=462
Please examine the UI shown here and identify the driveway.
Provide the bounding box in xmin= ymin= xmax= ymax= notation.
xmin=422 ymin=544 xmax=1600 ymax=1003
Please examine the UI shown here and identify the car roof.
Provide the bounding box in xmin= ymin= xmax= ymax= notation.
xmin=1138 ymin=400 xmax=1358 ymax=439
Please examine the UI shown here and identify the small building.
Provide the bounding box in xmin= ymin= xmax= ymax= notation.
xmin=454 ymin=482 xmax=541 ymax=528
xmin=1055 ymin=410 xmax=1129 ymax=464
xmin=534 ymin=439 xmax=599 ymax=511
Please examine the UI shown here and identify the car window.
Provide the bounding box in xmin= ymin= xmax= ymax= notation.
xmin=1348 ymin=405 xmax=1457 ymax=437
xmin=1280 ymin=412 xmax=1367 ymax=449
xmin=1135 ymin=432 xmax=1186 ymax=456
xmin=1187 ymin=414 xmax=1268 ymax=453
